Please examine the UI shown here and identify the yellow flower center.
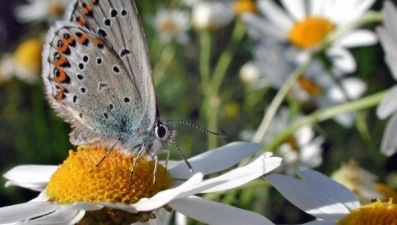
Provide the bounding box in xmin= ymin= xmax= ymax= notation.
xmin=14 ymin=39 xmax=43 ymax=72
xmin=297 ymin=77 xmax=323 ymax=96
xmin=233 ymin=0 xmax=257 ymax=15
xmin=160 ymin=20 xmax=178 ymax=33
xmin=288 ymin=16 xmax=334 ymax=49
xmin=46 ymin=147 xmax=174 ymax=205
xmin=49 ymin=3 xmax=65 ymax=16
xmin=338 ymin=199 xmax=397 ymax=225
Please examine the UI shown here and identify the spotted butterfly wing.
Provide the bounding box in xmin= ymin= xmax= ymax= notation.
xmin=41 ymin=0 xmax=167 ymax=153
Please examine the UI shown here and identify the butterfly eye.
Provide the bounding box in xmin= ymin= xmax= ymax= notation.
xmin=155 ymin=124 xmax=168 ymax=140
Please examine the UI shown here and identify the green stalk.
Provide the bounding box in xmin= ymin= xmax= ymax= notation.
xmin=252 ymin=58 xmax=313 ymax=143
xmin=263 ymin=90 xmax=386 ymax=152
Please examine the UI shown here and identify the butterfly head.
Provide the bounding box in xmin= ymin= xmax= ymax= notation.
xmin=154 ymin=120 xmax=176 ymax=144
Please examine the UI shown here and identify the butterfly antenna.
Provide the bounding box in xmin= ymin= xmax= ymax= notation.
xmin=166 ymin=120 xmax=228 ymax=138
xmin=171 ymin=139 xmax=193 ymax=173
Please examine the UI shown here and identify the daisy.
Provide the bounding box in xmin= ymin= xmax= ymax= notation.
xmin=331 ymin=161 xmax=383 ymax=203
xmin=376 ymin=1 xmax=397 ymax=156
xmin=241 ymin=108 xmax=323 ymax=175
xmin=0 ymin=142 xmax=281 ymax=224
xmin=250 ymin=37 xmax=367 ymax=127
xmin=14 ymin=0 xmax=69 ymax=24
xmin=266 ymin=169 xmax=397 ymax=225
xmin=0 ymin=38 xmax=43 ymax=84
xmin=150 ymin=9 xmax=190 ymax=44
xmin=242 ymin=0 xmax=378 ymax=73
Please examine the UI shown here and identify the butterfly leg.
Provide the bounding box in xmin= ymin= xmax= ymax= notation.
xmin=129 ymin=144 xmax=147 ymax=182
xmin=148 ymin=148 xmax=170 ymax=184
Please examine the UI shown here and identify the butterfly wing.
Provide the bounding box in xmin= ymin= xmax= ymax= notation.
xmin=41 ymin=0 xmax=157 ymax=148
xmin=64 ymin=0 xmax=157 ymax=129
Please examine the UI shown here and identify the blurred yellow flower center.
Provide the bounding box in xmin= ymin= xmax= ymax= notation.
xmin=160 ymin=20 xmax=178 ymax=33
xmin=284 ymin=136 xmax=299 ymax=151
xmin=49 ymin=3 xmax=65 ymax=16
xmin=46 ymin=147 xmax=174 ymax=204
xmin=289 ymin=16 xmax=334 ymax=49
xmin=297 ymin=77 xmax=323 ymax=96
xmin=338 ymin=199 xmax=397 ymax=225
xmin=14 ymin=39 xmax=42 ymax=71
xmin=233 ymin=0 xmax=257 ymax=15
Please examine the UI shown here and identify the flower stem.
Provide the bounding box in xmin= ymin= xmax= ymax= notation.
xmin=264 ymin=90 xmax=386 ymax=152
xmin=252 ymin=57 xmax=313 ymax=143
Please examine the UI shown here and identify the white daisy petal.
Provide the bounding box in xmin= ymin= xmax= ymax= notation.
xmin=200 ymin=153 xmax=282 ymax=193
xmin=257 ymin=0 xmax=293 ymax=32
xmin=170 ymin=196 xmax=275 ymax=225
xmin=3 ymin=165 xmax=58 ymax=191
xmin=377 ymin=85 xmax=397 ymax=119
xmin=280 ymin=0 xmax=305 ymax=21
xmin=266 ymin=173 xmax=350 ymax=220
xmin=342 ymin=0 xmax=375 ymax=23
xmin=309 ymin=0 xmax=326 ymax=16
xmin=130 ymin=173 xmax=205 ymax=212
xmin=381 ymin=113 xmax=397 ymax=156
xmin=383 ymin=1 xmax=397 ymax=40
xmin=25 ymin=208 xmax=84 ymax=225
xmin=336 ymin=30 xmax=378 ymax=48
xmin=297 ymin=170 xmax=360 ymax=211
xmin=169 ymin=142 xmax=262 ymax=179
xmin=242 ymin=13 xmax=288 ymax=40
xmin=385 ymin=53 xmax=397 ymax=81
xmin=326 ymin=48 xmax=356 ymax=73
xmin=328 ymin=77 xmax=366 ymax=102
xmin=0 ymin=202 xmax=57 ymax=224
xmin=333 ymin=112 xmax=355 ymax=128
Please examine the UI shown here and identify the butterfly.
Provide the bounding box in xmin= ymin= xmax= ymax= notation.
xmin=41 ymin=0 xmax=182 ymax=176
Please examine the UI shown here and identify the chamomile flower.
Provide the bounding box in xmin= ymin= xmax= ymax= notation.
xmin=0 ymin=38 xmax=43 ymax=84
xmin=0 ymin=142 xmax=281 ymax=225
xmin=267 ymin=170 xmax=397 ymax=225
xmin=241 ymin=108 xmax=323 ymax=175
xmin=14 ymin=0 xmax=69 ymax=24
xmin=242 ymin=0 xmax=378 ymax=73
xmin=250 ymin=37 xmax=367 ymax=127
xmin=151 ymin=9 xmax=190 ymax=44
xmin=331 ymin=161 xmax=383 ymax=203
xmin=376 ymin=1 xmax=397 ymax=156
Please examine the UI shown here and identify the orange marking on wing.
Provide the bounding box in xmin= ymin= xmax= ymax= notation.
xmin=57 ymin=41 xmax=69 ymax=53
xmin=82 ymin=3 xmax=93 ymax=15
xmin=64 ymin=35 xmax=75 ymax=46
xmin=52 ymin=66 xmax=69 ymax=83
xmin=91 ymin=0 xmax=98 ymax=4
xmin=76 ymin=16 xmax=87 ymax=26
xmin=55 ymin=85 xmax=67 ymax=100
xmin=77 ymin=33 xmax=89 ymax=45
xmin=53 ymin=54 xmax=67 ymax=66
xmin=91 ymin=38 xmax=103 ymax=47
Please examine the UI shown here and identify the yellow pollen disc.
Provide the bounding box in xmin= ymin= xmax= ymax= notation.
xmin=14 ymin=39 xmax=43 ymax=71
xmin=297 ymin=77 xmax=323 ymax=96
xmin=233 ymin=0 xmax=257 ymax=15
xmin=288 ymin=16 xmax=334 ymax=49
xmin=338 ymin=199 xmax=397 ymax=225
xmin=46 ymin=147 xmax=174 ymax=205
xmin=160 ymin=20 xmax=178 ymax=33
